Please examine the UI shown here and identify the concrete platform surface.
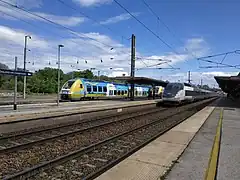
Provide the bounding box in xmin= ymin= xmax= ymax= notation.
xmin=94 ymin=105 xmax=215 ymax=180
xmin=165 ymin=107 xmax=221 ymax=180
xmin=217 ymin=105 xmax=240 ymax=180
xmin=166 ymin=98 xmax=240 ymax=180
xmin=0 ymin=95 xmax=56 ymax=106
xmin=0 ymin=99 xmax=161 ymax=123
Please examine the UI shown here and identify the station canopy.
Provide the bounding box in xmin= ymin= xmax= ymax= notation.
xmin=214 ymin=72 xmax=240 ymax=93
xmin=114 ymin=76 xmax=168 ymax=87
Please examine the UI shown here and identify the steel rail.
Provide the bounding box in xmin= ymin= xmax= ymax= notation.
xmin=86 ymin=99 xmax=215 ymax=180
xmin=0 ymin=107 xmax=167 ymax=154
xmin=3 ymin=98 xmax=215 ymax=180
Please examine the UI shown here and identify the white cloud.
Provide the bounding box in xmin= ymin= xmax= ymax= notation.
xmin=108 ymin=71 xmax=129 ymax=77
xmin=0 ymin=25 xmax=222 ymax=87
xmin=72 ymin=0 xmax=112 ymax=7
xmin=99 ymin=12 xmax=140 ymax=25
xmin=114 ymin=68 xmax=124 ymax=71
xmin=183 ymin=37 xmax=210 ymax=57
xmin=0 ymin=25 xmax=131 ymax=74
xmin=202 ymin=71 xmax=238 ymax=77
xmin=158 ymin=71 xmax=239 ymax=88
xmin=0 ymin=25 xmax=48 ymax=49
xmin=0 ymin=4 xmax=85 ymax=27
xmin=135 ymin=38 xmax=209 ymax=70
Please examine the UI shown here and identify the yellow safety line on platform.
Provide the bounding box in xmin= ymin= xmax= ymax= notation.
xmin=204 ymin=108 xmax=223 ymax=180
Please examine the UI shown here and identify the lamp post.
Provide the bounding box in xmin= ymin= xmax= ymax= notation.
xmin=57 ymin=44 xmax=64 ymax=106
xmin=23 ymin=35 xmax=31 ymax=99
xmin=98 ymin=70 xmax=100 ymax=80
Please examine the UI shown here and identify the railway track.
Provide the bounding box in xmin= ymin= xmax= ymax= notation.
xmin=0 ymin=98 xmax=216 ymax=179
xmin=0 ymin=107 xmax=167 ymax=153
xmin=0 ymin=106 xmax=169 ymax=178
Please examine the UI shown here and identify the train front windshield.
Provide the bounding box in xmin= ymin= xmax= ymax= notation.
xmin=63 ymin=80 xmax=75 ymax=89
xmin=164 ymin=83 xmax=184 ymax=96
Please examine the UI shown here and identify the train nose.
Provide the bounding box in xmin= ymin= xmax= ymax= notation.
xmin=163 ymin=92 xmax=173 ymax=98
xmin=60 ymin=89 xmax=70 ymax=100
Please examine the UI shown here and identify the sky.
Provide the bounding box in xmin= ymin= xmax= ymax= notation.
xmin=0 ymin=0 xmax=240 ymax=87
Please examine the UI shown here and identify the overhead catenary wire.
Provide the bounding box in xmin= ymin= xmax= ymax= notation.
xmin=197 ymin=50 xmax=238 ymax=60
xmin=199 ymin=59 xmax=240 ymax=69
xmin=197 ymin=50 xmax=240 ymax=69
xmin=199 ymin=65 xmax=234 ymax=69
xmin=113 ymin=0 xmax=179 ymax=55
xmin=0 ymin=0 xmax=130 ymax=54
xmin=141 ymin=0 xmax=201 ymax=66
xmin=2 ymin=0 xmax=178 ymax=72
xmin=3 ymin=0 xmax=176 ymax=71
xmin=113 ymin=0 xmax=183 ymax=71
xmin=0 ymin=4 xmax=132 ymax=66
xmin=136 ymin=57 xmax=180 ymax=70
xmin=55 ymin=0 xmax=130 ymax=41
xmin=0 ymin=8 xmax=90 ymax=60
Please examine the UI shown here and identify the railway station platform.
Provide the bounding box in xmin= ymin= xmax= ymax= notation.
xmin=94 ymin=97 xmax=240 ymax=180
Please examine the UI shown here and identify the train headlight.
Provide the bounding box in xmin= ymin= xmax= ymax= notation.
xmin=61 ymin=90 xmax=69 ymax=94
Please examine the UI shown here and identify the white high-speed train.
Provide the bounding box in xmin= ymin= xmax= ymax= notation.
xmin=162 ymin=82 xmax=216 ymax=104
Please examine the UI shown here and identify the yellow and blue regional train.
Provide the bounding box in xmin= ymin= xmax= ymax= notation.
xmin=60 ymin=78 xmax=164 ymax=101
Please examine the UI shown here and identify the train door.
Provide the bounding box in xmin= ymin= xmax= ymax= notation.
xmin=138 ymin=87 xmax=143 ymax=97
xmin=107 ymin=84 xmax=116 ymax=97
xmin=184 ymin=86 xmax=194 ymax=101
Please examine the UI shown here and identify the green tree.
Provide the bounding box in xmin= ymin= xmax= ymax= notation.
xmin=0 ymin=66 xmax=98 ymax=94
xmin=0 ymin=63 xmax=10 ymax=89
xmin=27 ymin=67 xmax=65 ymax=93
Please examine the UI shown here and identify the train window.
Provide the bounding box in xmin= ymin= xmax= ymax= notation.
xmin=121 ymin=91 xmax=124 ymax=95
xmin=103 ymin=86 xmax=107 ymax=92
xmin=87 ymin=86 xmax=92 ymax=92
xmin=165 ymin=83 xmax=183 ymax=90
xmin=93 ymin=86 xmax=97 ymax=92
xmin=114 ymin=90 xmax=117 ymax=95
xmin=135 ymin=91 xmax=138 ymax=96
xmin=80 ymin=84 xmax=83 ymax=88
xmin=63 ymin=80 xmax=75 ymax=89
xmin=109 ymin=90 xmax=113 ymax=95
xmin=125 ymin=90 xmax=127 ymax=94
xmin=118 ymin=91 xmax=121 ymax=95
xmin=98 ymin=86 xmax=103 ymax=92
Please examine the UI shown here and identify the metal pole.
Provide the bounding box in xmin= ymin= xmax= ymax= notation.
xmin=57 ymin=45 xmax=64 ymax=106
xmin=57 ymin=46 xmax=60 ymax=106
xmin=152 ymin=85 xmax=156 ymax=100
xmin=188 ymin=71 xmax=191 ymax=83
xmin=23 ymin=36 xmax=27 ymax=99
xmin=130 ymin=34 xmax=136 ymax=101
xmin=23 ymin=35 xmax=31 ymax=99
xmin=98 ymin=70 xmax=100 ymax=80
xmin=14 ymin=57 xmax=18 ymax=110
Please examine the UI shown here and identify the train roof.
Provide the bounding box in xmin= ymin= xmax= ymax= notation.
xmin=167 ymin=82 xmax=214 ymax=92
xmin=166 ymin=82 xmax=193 ymax=87
xmin=114 ymin=76 xmax=168 ymax=87
xmin=70 ymin=78 xmax=151 ymax=87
